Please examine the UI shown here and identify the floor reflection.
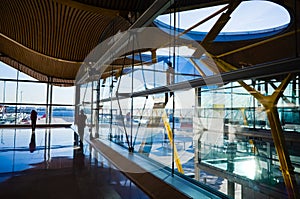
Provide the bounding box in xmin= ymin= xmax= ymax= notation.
xmin=0 ymin=127 xmax=149 ymax=199
xmin=29 ymin=131 xmax=36 ymax=153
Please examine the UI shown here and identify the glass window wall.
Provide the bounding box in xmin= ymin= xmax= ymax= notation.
xmin=0 ymin=62 xmax=75 ymax=125
xmin=77 ymin=60 xmax=300 ymax=198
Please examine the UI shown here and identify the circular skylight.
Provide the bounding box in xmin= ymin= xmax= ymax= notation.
xmin=156 ymin=1 xmax=290 ymax=32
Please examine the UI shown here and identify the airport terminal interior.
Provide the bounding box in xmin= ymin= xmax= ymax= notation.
xmin=0 ymin=0 xmax=300 ymax=198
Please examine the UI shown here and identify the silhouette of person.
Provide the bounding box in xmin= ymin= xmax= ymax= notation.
xmin=30 ymin=110 xmax=37 ymax=131
xmin=126 ymin=112 xmax=131 ymax=126
xmin=166 ymin=61 xmax=174 ymax=85
xmin=29 ymin=131 xmax=36 ymax=153
xmin=77 ymin=110 xmax=87 ymax=150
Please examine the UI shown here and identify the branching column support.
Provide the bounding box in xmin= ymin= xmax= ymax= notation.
xmin=239 ymin=76 xmax=298 ymax=199
xmin=213 ymin=57 xmax=298 ymax=198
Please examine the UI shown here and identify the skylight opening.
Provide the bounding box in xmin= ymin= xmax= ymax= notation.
xmin=156 ymin=1 xmax=290 ymax=33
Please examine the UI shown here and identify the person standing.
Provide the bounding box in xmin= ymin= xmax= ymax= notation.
xmin=126 ymin=112 xmax=131 ymax=126
xmin=77 ymin=109 xmax=87 ymax=150
xmin=30 ymin=110 xmax=37 ymax=132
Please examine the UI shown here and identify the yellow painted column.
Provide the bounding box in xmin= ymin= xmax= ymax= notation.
xmin=162 ymin=111 xmax=184 ymax=174
xmin=239 ymin=75 xmax=299 ymax=199
xmin=211 ymin=57 xmax=298 ymax=198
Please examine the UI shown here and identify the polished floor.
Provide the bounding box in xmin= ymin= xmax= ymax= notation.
xmin=0 ymin=128 xmax=149 ymax=199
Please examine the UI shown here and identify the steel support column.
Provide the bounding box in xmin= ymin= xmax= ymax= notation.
xmin=194 ymin=0 xmax=241 ymax=57
xmin=239 ymin=75 xmax=299 ymax=199
xmin=212 ymin=57 xmax=299 ymax=198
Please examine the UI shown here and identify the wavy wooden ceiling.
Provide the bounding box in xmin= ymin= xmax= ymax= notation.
xmin=0 ymin=0 xmax=132 ymax=84
xmin=0 ymin=0 xmax=299 ymax=86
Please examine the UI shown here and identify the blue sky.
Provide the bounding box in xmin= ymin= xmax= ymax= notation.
xmin=157 ymin=1 xmax=290 ymax=32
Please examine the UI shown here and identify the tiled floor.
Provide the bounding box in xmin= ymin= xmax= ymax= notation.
xmin=0 ymin=127 xmax=149 ymax=199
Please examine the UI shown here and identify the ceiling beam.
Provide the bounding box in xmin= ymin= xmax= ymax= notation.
xmin=130 ymin=58 xmax=300 ymax=98
xmin=130 ymin=0 xmax=174 ymax=29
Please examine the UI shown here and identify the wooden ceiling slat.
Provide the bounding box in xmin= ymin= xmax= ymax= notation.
xmin=73 ymin=12 xmax=100 ymax=60
xmin=73 ymin=10 xmax=93 ymax=60
xmin=55 ymin=1 xmax=61 ymax=59
xmin=48 ymin=0 xmax=55 ymax=57
xmin=56 ymin=0 xmax=119 ymax=16
xmin=2 ymin=2 xmax=16 ymax=41
xmin=24 ymin=1 xmax=34 ymax=52
xmin=61 ymin=5 xmax=70 ymax=59
xmin=41 ymin=0 xmax=48 ymax=56
xmin=68 ymin=8 xmax=79 ymax=60
xmin=44 ymin=0 xmax=52 ymax=57
xmin=13 ymin=0 xmax=22 ymax=47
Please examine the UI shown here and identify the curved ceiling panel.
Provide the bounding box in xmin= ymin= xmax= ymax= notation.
xmin=0 ymin=0 xmax=130 ymax=61
xmin=0 ymin=0 xmax=131 ymax=83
